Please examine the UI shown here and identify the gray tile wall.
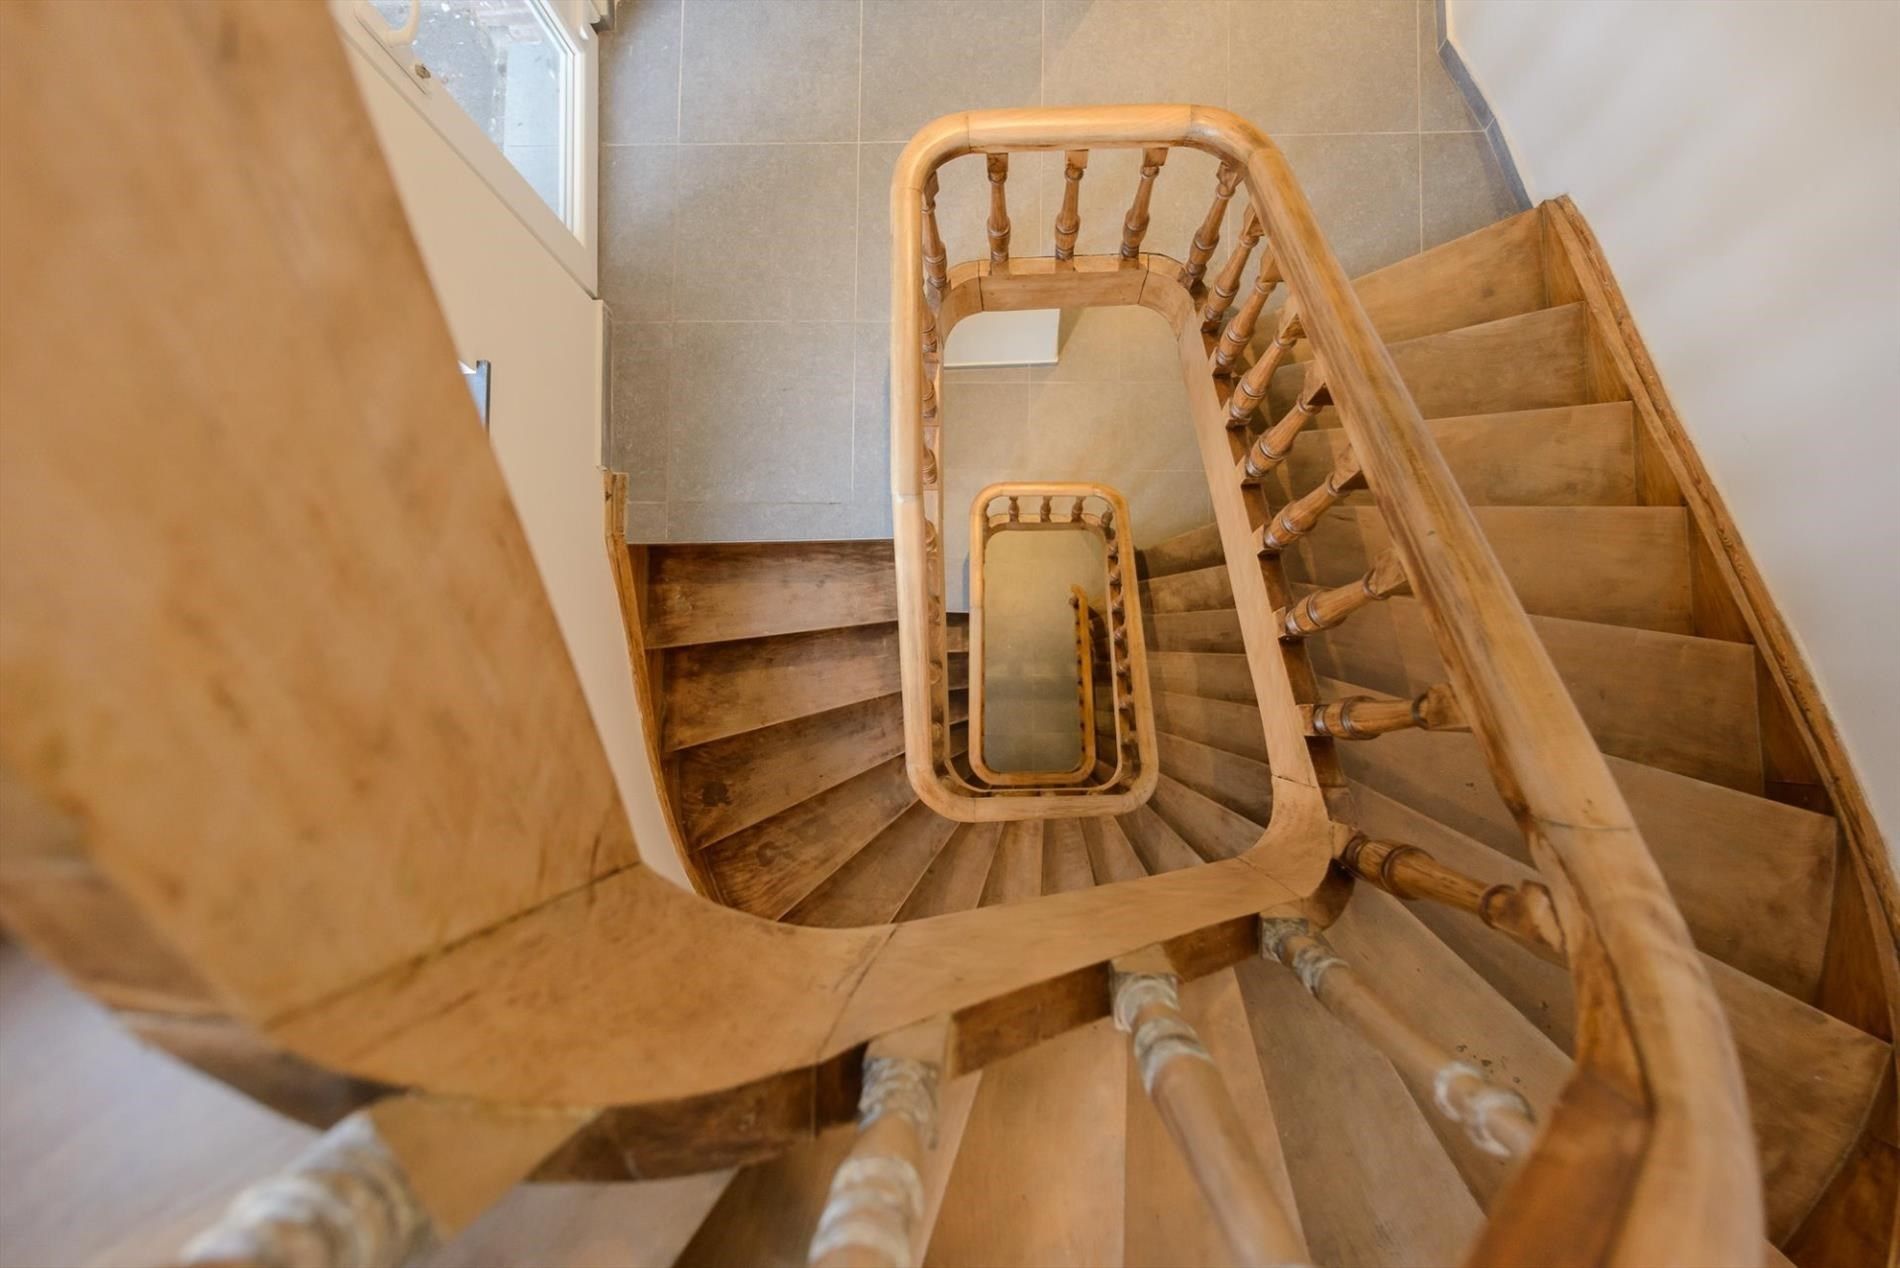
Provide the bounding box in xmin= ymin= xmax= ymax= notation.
xmin=603 ymin=0 xmax=1524 ymax=548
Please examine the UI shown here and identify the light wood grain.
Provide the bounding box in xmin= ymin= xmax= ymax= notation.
xmin=1116 ymin=804 xmax=1208 ymax=877
xmin=980 ymin=819 xmax=1045 ymax=907
xmin=1156 ymin=732 xmax=1273 ymax=825
xmin=1138 ymin=523 xmax=1225 ymax=579
xmin=1151 ymin=692 xmax=1270 ymax=764
xmin=896 ymin=822 xmax=1004 ymax=920
xmin=1042 ymin=818 xmax=1096 ymax=895
xmin=1080 ymin=816 xmax=1148 ymax=885
xmin=786 ymin=802 xmax=960 ymax=928
xmin=1150 ymin=774 xmax=1261 ymax=861
xmin=646 ymin=542 xmax=898 ymax=649
xmin=660 ymin=623 xmax=902 ymax=751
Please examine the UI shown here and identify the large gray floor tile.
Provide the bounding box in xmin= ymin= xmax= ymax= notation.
xmin=1276 ymin=132 xmax=1421 ymax=276
xmin=1421 ymin=131 xmax=1523 ymax=248
xmin=1043 ymin=1 xmax=1226 ymax=107
xmin=668 ymin=322 xmax=855 ymax=502
xmin=625 ymin=499 xmax=667 ymax=542
xmin=675 ymin=144 xmax=857 ymax=320
xmin=679 ymin=0 xmax=859 ymax=142
xmin=1417 ymin=0 xmax=1484 ymax=131
xmin=1230 ymin=1 xmax=1418 ymax=135
xmin=602 ymin=0 xmax=681 ymax=144
xmin=861 ymin=1 xmax=1042 ymax=143
xmin=854 ymin=321 xmax=894 ymax=506
xmin=666 ymin=499 xmax=868 ymax=542
xmin=600 ymin=146 xmax=676 ymax=321
xmin=609 ymin=319 xmax=671 ymax=502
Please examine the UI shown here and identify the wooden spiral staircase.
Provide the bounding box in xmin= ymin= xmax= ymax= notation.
xmin=1 ymin=6 xmax=1894 ymax=1268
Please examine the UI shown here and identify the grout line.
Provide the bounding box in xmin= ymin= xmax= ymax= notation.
xmin=850 ymin=0 xmax=864 ymax=498
xmin=674 ymin=0 xmax=684 ymax=142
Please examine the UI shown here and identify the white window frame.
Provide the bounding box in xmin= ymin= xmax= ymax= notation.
xmin=331 ymin=0 xmax=600 ymax=296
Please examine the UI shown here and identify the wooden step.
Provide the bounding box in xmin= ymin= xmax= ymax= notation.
xmin=1146 ymin=607 xmax=1244 ymax=654
xmin=1147 ymin=650 xmax=1255 ymax=704
xmin=1151 ymin=691 xmax=1268 ymax=764
xmin=1340 ymin=737 xmax=1834 ymax=998
xmin=1137 ymin=522 xmax=1222 ymax=579
xmin=979 ymin=819 xmax=1045 ymax=907
xmin=1325 ymin=885 xmax=1571 ymax=1208
xmin=1041 ymin=819 xmax=1095 ymax=895
xmin=896 ymin=821 xmax=1003 ymax=920
xmin=1115 ymin=803 xmax=1204 ymax=875
xmin=1310 ymin=594 xmax=1761 ymax=791
xmin=1349 ymin=785 xmax=1889 ymax=1241
xmin=1150 ymin=773 xmax=1261 ymax=861
xmin=1157 ymin=731 xmax=1273 ymax=824
xmin=1079 ymin=816 xmax=1147 ymax=884
xmin=1233 ymin=956 xmax=1483 ymax=1266
xmin=945 ymin=611 xmax=970 ymax=653
xmin=784 ymin=802 xmax=959 ymax=928
xmin=700 ymin=754 xmax=916 ymax=918
xmin=924 ymin=1020 xmax=1126 ymax=1267
xmin=1323 ymin=207 xmax=1547 ymax=351
xmin=676 ymin=693 xmax=908 ymax=849
xmin=645 ymin=540 xmax=897 ymax=649
xmin=1287 ymin=505 xmax=1691 ymax=634
xmin=1139 ymin=563 xmax=1234 ymax=614
xmin=1281 ymin=402 xmax=1637 ymax=508
xmin=1269 ymin=303 xmax=1598 ymax=423
xmin=1123 ymin=968 xmax=1310 ymax=1265
xmin=660 ymin=623 xmax=900 ymax=751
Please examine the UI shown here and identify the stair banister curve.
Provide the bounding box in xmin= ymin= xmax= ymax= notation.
xmin=888 ymin=105 xmax=1760 ymax=1267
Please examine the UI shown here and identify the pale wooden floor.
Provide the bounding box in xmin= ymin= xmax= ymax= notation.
xmin=0 ymin=943 xmax=728 ymax=1267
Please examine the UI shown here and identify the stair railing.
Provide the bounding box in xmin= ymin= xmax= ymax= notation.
xmin=962 ymin=481 xmax=1154 ymax=798
xmin=889 ymin=105 xmax=1760 ymax=1267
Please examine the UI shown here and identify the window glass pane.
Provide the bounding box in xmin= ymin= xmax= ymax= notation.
xmin=376 ymin=0 xmax=569 ymax=220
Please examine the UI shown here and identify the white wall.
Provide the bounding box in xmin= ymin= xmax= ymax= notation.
xmin=1449 ymin=0 xmax=1900 ymax=837
xmin=341 ymin=40 xmax=689 ymax=888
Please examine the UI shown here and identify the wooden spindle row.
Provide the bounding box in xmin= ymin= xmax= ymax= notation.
xmin=1278 ymin=549 xmax=1408 ymax=639
xmin=921 ymin=170 xmax=947 ymax=296
xmin=1120 ymin=146 xmax=1169 ymax=260
xmin=1340 ymin=834 xmax=1566 ymax=956
xmin=1177 ymin=162 xmax=1242 ymax=290
xmin=1201 ymin=209 xmax=1265 ymax=331
xmin=1225 ymin=308 xmax=1307 ymax=431
xmin=1213 ymin=251 xmax=1282 ymax=375
xmin=1259 ymin=919 xmax=1538 ymax=1160
xmin=985 ymin=154 xmax=1011 ymax=265
xmin=1260 ymin=447 xmax=1361 ymax=552
xmin=1300 ymin=683 xmax=1466 ymax=740
xmin=1054 ymin=149 xmax=1088 ymax=262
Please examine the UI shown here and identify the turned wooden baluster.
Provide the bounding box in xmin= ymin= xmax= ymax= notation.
xmin=921 ymin=170 xmax=947 ymax=297
xmin=920 ymin=370 xmax=938 ymax=425
xmin=1260 ymin=447 xmax=1361 ymax=552
xmin=1341 ymin=834 xmax=1565 ymax=956
xmin=1053 ymin=149 xmax=1088 ymax=262
xmin=1225 ymin=307 xmax=1307 ymax=431
xmin=810 ymin=1019 xmax=949 ymax=1268
xmin=1120 ymin=147 xmax=1169 ymax=260
xmin=1279 ymin=549 xmax=1407 ymax=639
xmin=1178 ymin=162 xmax=1242 ymax=291
xmin=1038 ymin=495 xmax=1053 ymax=522
xmin=1259 ymin=919 xmax=1537 ymax=1159
xmin=1112 ymin=949 xmax=1310 ymax=1268
xmin=1213 ymin=251 xmax=1282 ymax=375
xmin=1007 ymin=495 xmax=1021 ymax=524
xmin=1301 ymin=683 xmax=1467 ymax=739
xmin=920 ymin=303 xmax=939 ymax=362
xmin=985 ymin=153 xmax=1011 ymax=265
xmin=1200 ymin=208 xmax=1264 ymax=332
xmin=1242 ymin=374 xmax=1328 ymax=479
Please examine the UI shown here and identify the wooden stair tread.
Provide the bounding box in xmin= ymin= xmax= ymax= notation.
xmin=924 ymin=1020 xmax=1126 ymax=1267
xmin=979 ymin=819 xmax=1045 ymax=908
xmin=1281 ymin=402 xmax=1638 ymax=508
xmin=1157 ymin=731 xmax=1273 ymax=825
xmin=784 ymin=802 xmax=959 ymax=929
xmin=1151 ymin=690 xmax=1268 ymax=764
xmin=1147 ymin=650 xmax=1255 ymax=704
xmin=1269 ymin=303 xmax=1600 ymax=422
xmin=1146 ymin=607 xmax=1244 ymax=654
xmin=1233 ymin=956 xmax=1483 ymax=1266
xmin=895 ymin=821 xmax=1003 ymax=920
xmin=1311 ymin=590 xmax=1763 ymax=792
xmin=1150 ymin=772 xmax=1261 ymax=861
xmin=1340 ymin=733 xmax=1835 ymax=998
xmin=1348 ymin=784 xmax=1889 ymax=1241
xmin=660 ymin=623 xmax=900 ymax=751
xmin=676 ymin=693 xmax=908 ymax=849
xmin=1114 ymin=803 xmax=1204 ymax=875
xmin=1123 ymin=968 xmax=1310 ymax=1266
xmin=699 ymin=754 xmax=916 ymax=918
xmin=1139 ymin=563 xmax=1234 ymax=615
xmin=1040 ymin=819 xmax=1095 ymax=895
xmin=1327 ymin=207 xmax=1547 ymax=352
xmin=1326 ymin=885 xmax=1572 ymax=1208
xmin=1078 ymin=815 xmax=1147 ymax=885
xmin=1137 ymin=522 xmax=1223 ymax=579
xmin=1288 ymin=504 xmax=1692 ymax=634
xmin=645 ymin=540 xmax=897 ymax=648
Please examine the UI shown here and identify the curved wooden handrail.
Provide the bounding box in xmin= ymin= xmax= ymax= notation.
xmin=887 ymin=106 xmax=1761 ymax=1265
